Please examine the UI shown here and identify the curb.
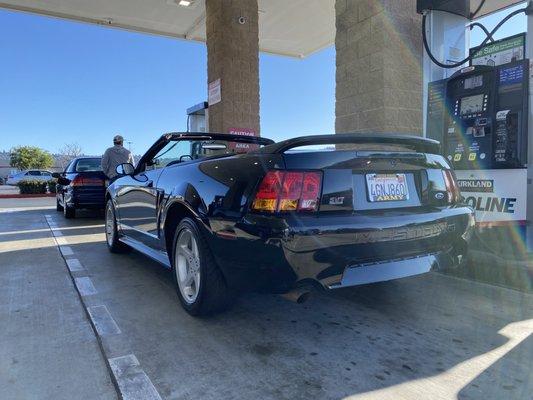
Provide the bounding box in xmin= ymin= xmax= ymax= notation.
xmin=0 ymin=193 xmax=56 ymax=199
xmin=44 ymin=214 xmax=162 ymax=400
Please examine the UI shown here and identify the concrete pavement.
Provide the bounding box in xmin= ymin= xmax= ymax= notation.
xmin=0 ymin=197 xmax=531 ymax=399
xmin=0 ymin=199 xmax=117 ymax=400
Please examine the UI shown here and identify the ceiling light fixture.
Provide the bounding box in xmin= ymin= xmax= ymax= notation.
xmin=178 ymin=0 xmax=192 ymax=6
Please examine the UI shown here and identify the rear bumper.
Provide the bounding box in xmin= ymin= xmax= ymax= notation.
xmin=208 ymin=206 xmax=474 ymax=292
xmin=329 ymin=252 xmax=455 ymax=289
xmin=64 ymin=188 xmax=105 ymax=209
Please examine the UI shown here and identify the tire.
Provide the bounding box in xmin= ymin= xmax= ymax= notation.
xmin=105 ymin=199 xmax=129 ymax=253
xmin=172 ymin=217 xmax=233 ymax=316
xmin=63 ymin=197 xmax=75 ymax=219
xmin=56 ymin=197 xmax=64 ymax=212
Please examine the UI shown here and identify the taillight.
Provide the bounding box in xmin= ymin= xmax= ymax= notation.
xmin=299 ymin=172 xmax=322 ymax=211
xmin=442 ymin=170 xmax=460 ymax=203
xmin=71 ymin=176 xmax=104 ymax=187
xmin=252 ymin=170 xmax=322 ymax=213
xmin=251 ymin=171 xmax=283 ymax=212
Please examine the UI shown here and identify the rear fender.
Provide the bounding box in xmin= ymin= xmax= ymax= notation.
xmin=105 ymin=186 xmax=120 ymax=210
xmin=160 ymin=182 xmax=210 ymax=235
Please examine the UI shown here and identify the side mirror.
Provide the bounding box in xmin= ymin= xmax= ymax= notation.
xmin=51 ymin=172 xmax=61 ymax=179
xmin=116 ymin=163 xmax=135 ymax=176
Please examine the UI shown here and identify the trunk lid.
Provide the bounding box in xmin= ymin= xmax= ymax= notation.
xmin=281 ymin=148 xmax=451 ymax=213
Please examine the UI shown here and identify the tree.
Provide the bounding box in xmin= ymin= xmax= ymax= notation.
xmin=57 ymin=142 xmax=83 ymax=169
xmin=10 ymin=146 xmax=54 ymax=170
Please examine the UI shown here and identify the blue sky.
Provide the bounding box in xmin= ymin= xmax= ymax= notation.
xmin=0 ymin=4 xmax=525 ymax=156
xmin=0 ymin=8 xmax=335 ymax=155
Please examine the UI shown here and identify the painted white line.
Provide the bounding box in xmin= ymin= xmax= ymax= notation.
xmin=56 ymin=237 xmax=68 ymax=246
xmin=108 ymin=355 xmax=162 ymax=400
xmin=74 ymin=277 xmax=98 ymax=296
xmin=0 ymin=206 xmax=55 ymax=213
xmin=66 ymin=258 xmax=85 ymax=272
xmin=87 ymin=305 xmax=121 ymax=336
xmin=44 ymin=214 xmax=52 ymax=218
xmin=60 ymin=246 xmax=74 ymax=256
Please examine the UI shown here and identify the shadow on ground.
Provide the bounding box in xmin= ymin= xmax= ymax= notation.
xmin=2 ymin=208 xmax=532 ymax=399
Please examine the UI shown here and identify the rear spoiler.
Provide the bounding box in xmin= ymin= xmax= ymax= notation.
xmin=260 ymin=133 xmax=441 ymax=155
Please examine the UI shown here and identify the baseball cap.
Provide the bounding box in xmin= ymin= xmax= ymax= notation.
xmin=113 ymin=135 xmax=124 ymax=143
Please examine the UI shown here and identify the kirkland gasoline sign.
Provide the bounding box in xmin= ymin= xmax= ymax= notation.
xmin=455 ymin=169 xmax=527 ymax=223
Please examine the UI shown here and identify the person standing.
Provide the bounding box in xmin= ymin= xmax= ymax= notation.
xmin=101 ymin=135 xmax=134 ymax=180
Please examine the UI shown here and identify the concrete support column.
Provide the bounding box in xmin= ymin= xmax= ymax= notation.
xmin=205 ymin=0 xmax=260 ymax=135
xmin=335 ymin=0 xmax=423 ymax=134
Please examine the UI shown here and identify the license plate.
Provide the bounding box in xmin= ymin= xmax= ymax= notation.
xmin=366 ymin=173 xmax=409 ymax=202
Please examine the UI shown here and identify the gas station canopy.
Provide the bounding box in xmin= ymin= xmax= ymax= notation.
xmin=0 ymin=0 xmax=335 ymax=58
xmin=0 ymin=1 xmax=525 ymax=58
xmin=471 ymin=0 xmax=525 ymax=17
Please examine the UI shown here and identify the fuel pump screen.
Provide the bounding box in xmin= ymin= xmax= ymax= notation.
xmin=460 ymin=94 xmax=484 ymax=115
xmin=464 ymin=75 xmax=483 ymax=89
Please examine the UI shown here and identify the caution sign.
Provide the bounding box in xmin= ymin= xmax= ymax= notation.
xmin=227 ymin=127 xmax=259 ymax=153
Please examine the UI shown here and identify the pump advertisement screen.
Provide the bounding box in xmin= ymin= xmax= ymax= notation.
xmin=470 ymin=33 xmax=525 ymax=67
xmin=460 ymin=94 xmax=484 ymax=115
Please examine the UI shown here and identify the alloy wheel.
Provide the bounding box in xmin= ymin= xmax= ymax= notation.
xmin=105 ymin=203 xmax=115 ymax=246
xmin=175 ymin=228 xmax=201 ymax=304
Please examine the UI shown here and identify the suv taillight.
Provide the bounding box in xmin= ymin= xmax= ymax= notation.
xmin=442 ymin=170 xmax=460 ymax=203
xmin=252 ymin=170 xmax=322 ymax=213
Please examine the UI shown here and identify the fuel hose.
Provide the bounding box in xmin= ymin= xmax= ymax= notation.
xmin=422 ymin=2 xmax=533 ymax=69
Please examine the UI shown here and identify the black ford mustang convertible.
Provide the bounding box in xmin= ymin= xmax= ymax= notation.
xmin=105 ymin=132 xmax=474 ymax=315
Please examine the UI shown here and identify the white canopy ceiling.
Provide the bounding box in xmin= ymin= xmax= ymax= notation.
xmin=473 ymin=0 xmax=525 ymax=18
xmin=0 ymin=0 xmax=524 ymax=58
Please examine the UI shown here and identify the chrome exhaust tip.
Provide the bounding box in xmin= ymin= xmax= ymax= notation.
xmin=280 ymin=288 xmax=311 ymax=304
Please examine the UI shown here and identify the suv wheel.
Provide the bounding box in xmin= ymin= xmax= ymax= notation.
xmin=172 ymin=217 xmax=233 ymax=316
xmin=105 ymin=200 xmax=129 ymax=253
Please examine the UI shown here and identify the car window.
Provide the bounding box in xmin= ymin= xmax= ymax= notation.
xmin=65 ymin=160 xmax=75 ymax=173
xmin=146 ymin=139 xmax=232 ymax=171
xmin=75 ymin=158 xmax=102 ymax=172
xmin=28 ymin=171 xmax=41 ymax=176
xmin=42 ymin=171 xmax=52 ymax=176
xmin=149 ymin=140 xmax=195 ymax=170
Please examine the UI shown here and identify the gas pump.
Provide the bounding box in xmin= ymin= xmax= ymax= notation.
xmin=186 ymin=102 xmax=208 ymax=133
xmin=429 ymin=59 xmax=529 ymax=169
xmin=418 ymin=0 xmax=532 ymax=286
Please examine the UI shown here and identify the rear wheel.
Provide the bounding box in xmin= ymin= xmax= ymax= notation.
xmin=172 ymin=217 xmax=233 ymax=316
xmin=105 ymin=200 xmax=129 ymax=253
xmin=63 ymin=196 xmax=75 ymax=219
